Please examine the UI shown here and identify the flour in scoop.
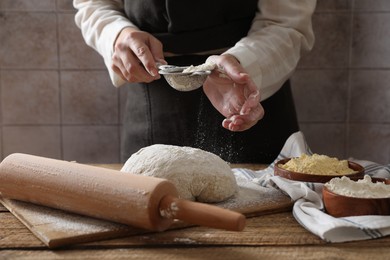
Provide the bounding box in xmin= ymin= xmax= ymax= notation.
xmin=325 ymin=175 xmax=390 ymax=198
xmin=182 ymin=62 xmax=215 ymax=73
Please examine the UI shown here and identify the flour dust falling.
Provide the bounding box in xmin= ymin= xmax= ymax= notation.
xmin=194 ymin=94 xmax=243 ymax=163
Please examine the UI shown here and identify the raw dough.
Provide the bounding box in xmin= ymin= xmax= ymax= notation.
xmin=121 ymin=144 xmax=237 ymax=203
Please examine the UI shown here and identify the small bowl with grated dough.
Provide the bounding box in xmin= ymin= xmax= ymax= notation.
xmin=323 ymin=175 xmax=390 ymax=217
xmin=274 ymin=154 xmax=364 ymax=183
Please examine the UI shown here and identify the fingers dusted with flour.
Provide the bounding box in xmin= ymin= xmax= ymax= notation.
xmin=203 ymin=54 xmax=264 ymax=132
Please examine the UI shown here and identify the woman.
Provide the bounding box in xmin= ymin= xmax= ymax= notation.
xmin=73 ymin=0 xmax=316 ymax=163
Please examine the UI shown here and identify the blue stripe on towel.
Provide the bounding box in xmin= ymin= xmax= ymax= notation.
xmin=341 ymin=218 xmax=383 ymax=239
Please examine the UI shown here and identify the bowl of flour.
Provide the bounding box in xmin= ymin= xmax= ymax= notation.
xmin=274 ymin=154 xmax=364 ymax=183
xmin=323 ymin=175 xmax=390 ymax=217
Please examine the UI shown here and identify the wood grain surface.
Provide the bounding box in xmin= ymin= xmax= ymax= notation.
xmin=1 ymin=247 xmax=390 ymax=260
xmin=2 ymin=164 xmax=390 ymax=259
xmin=1 ymin=209 xmax=390 ymax=259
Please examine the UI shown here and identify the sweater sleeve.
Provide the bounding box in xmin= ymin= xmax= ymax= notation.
xmin=224 ymin=0 xmax=316 ymax=101
xmin=73 ymin=0 xmax=136 ymax=87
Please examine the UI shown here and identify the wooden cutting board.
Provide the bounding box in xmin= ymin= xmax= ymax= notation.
xmin=0 ymin=164 xmax=292 ymax=248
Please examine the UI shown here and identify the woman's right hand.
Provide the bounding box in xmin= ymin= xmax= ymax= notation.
xmin=112 ymin=27 xmax=166 ymax=83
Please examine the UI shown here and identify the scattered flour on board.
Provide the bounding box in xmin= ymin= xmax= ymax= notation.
xmin=8 ymin=200 xmax=127 ymax=234
xmin=173 ymin=237 xmax=198 ymax=244
xmin=216 ymin=174 xmax=287 ymax=211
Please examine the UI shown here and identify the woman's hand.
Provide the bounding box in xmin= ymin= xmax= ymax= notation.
xmin=203 ymin=54 xmax=264 ymax=132
xmin=112 ymin=27 xmax=166 ymax=83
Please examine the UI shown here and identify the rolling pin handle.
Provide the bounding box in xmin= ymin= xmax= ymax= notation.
xmin=159 ymin=195 xmax=246 ymax=231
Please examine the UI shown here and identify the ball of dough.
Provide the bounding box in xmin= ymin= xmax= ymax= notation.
xmin=121 ymin=144 xmax=237 ymax=203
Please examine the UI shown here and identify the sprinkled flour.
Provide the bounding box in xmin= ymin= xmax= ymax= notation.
xmin=160 ymin=202 xmax=179 ymax=219
xmin=5 ymin=199 xmax=126 ymax=234
xmin=194 ymin=94 xmax=241 ymax=163
xmin=325 ymin=175 xmax=390 ymax=198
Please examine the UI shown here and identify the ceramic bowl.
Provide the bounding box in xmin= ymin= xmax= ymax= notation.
xmin=274 ymin=158 xmax=364 ymax=183
xmin=323 ymin=178 xmax=390 ymax=217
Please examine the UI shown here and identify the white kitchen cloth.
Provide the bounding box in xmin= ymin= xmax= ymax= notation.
xmin=232 ymin=131 xmax=390 ymax=243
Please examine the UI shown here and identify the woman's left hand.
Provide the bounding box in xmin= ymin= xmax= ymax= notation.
xmin=203 ymin=54 xmax=264 ymax=131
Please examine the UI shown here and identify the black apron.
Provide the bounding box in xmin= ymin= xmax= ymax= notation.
xmin=121 ymin=0 xmax=299 ymax=164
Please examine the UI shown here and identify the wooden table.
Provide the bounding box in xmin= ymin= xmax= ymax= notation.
xmin=1 ymin=164 xmax=390 ymax=259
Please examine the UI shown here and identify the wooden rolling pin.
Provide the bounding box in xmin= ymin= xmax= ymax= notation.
xmin=0 ymin=153 xmax=245 ymax=231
